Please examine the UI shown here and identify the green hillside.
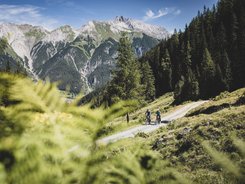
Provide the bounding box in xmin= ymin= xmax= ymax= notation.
xmin=139 ymin=0 xmax=245 ymax=103
xmin=0 ymin=38 xmax=26 ymax=74
xmin=0 ymin=70 xmax=244 ymax=184
xmin=103 ymin=88 xmax=245 ymax=184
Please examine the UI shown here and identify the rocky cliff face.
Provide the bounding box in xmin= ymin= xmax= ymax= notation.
xmin=0 ymin=16 xmax=169 ymax=93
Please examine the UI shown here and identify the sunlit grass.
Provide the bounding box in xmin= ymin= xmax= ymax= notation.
xmin=97 ymin=93 xmax=175 ymax=137
xmin=108 ymin=87 xmax=245 ymax=183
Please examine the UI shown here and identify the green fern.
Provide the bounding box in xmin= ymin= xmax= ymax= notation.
xmin=202 ymin=138 xmax=245 ymax=182
xmin=231 ymin=136 xmax=245 ymax=157
xmin=0 ymin=73 xmax=194 ymax=184
xmin=0 ymin=73 xmax=143 ymax=184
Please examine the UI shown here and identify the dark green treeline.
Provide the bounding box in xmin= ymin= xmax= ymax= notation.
xmin=140 ymin=0 xmax=245 ymax=103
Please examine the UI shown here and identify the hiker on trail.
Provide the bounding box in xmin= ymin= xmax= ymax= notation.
xmin=126 ymin=112 xmax=129 ymax=123
xmin=155 ymin=109 xmax=161 ymax=124
xmin=145 ymin=109 xmax=151 ymax=124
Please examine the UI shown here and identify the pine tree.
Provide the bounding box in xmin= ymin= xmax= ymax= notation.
xmin=107 ymin=33 xmax=143 ymax=105
xmin=169 ymin=30 xmax=180 ymax=86
xmin=141 ymin=61 xmax=155 ymax=101
xmin=201 ymin=23 xmax=208 ymax=50
xmin=0 ymin=37 xmax=8 ymax=53
xmin=220 ymin=50 xmax=232 ymax=90
xmin=201 ymin=48 xmax=215 ymax=80
xmin=217 ymin=22 xmax=227 ymax=46
xmin=188 ymin=71 xmax=199 ymax=100
xmin=174 ymin=76 xmax=185 ymax=104
xmin=161 ymin=48 xmax=172 ymax=91
xmin=184 ymin=41 xmax=199 ymax=100
xmin=206 ymin=22 xmax=215 ymax=54
xmin=183 ymin=41 xmax=192 ymax=74
xmin=214 ymin=64 xmax=227 ymax=94
xmin=200 ymin=48 xmax=216 ymax=98
xmin=174 ymin=41 xmax=199 ymax=102
xmin=153 ymin=46 xmax=162 ymax=96
xmin=5 ymin=60 xmax=11 ymax=73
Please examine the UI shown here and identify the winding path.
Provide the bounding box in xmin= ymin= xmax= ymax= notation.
xmin=97 ymin=101 xmax=208 ymax=144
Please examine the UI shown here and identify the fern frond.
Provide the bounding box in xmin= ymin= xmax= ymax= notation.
xmin=84 ymin=151 xmax=145 ymax=184
xmin=231 ymin=136 xmax=245 ymax=157
xmin=0 ymin=73 xmax=148 ymax=184
xmin=202 ymin=141 xmax=242 ymax=178
xmin=10 ymin=78 xmax=66 ymax=113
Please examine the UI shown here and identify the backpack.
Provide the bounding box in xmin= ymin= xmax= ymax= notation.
xmin=146 ymin=111 xmax=151 ymax=116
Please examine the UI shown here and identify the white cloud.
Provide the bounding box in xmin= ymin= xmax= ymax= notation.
xmin=143 ymin=8 xmax=181 ymax=21
xmin=174 ymin=9 xmax=181 ymax=15
xmin=146 ymin=10 xmax=155 ymax=18
xmin=0 ymin=4 xmax=59 ymax=30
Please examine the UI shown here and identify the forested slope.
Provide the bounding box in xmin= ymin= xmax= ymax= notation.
xmin=81 ymin=0 xmax=245 ymax=107
xmin=140 ymin=0 xmax=245 ymax=103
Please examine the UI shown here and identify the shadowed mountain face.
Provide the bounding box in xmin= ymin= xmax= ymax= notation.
xmin=0 ymin=17 xmax=169 ymax=93
xmin=0 ymin=38 xmax=27 ymax=75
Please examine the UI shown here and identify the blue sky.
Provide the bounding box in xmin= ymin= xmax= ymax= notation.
xmin=0 ymin=0 xmax=218 ymax=32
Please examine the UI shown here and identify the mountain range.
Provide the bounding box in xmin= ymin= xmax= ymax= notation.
xmin=0 ymin=16 xmax=169 ymax=93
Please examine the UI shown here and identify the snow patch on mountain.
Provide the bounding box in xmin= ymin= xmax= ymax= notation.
xmin=80 ymin=59 xmax=92 ymax=92
xmin=130 ymin=20 xmax=169 ymax=39
xmin=43 ymin=30 xmax=66 ymax=43
xmin=109 ymin=21 xmax=132 ymax=33
xmin=104 ymin=46 xmax=110 ymax=54
xmin=66 ymin=53 xmax=79 ymax=71
xmin=78 ymin=16 xmax=169 ymax=40
xmin=43 ymin=25 xmax=76 ymax=44
xmin=80 ymin=21 xmax=96 ymax=34
xmin=107 ymin=16 xmax=169 ymax=39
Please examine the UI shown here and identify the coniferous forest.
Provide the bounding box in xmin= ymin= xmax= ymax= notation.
xmin=140 ymin=0 xmax=245 ymax=103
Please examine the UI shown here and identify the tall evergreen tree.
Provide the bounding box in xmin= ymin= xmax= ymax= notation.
xmin=201 ymin=48 xmax=215 ymax=79
xmin=174 ymin=76 xmax=185 ymax=104
xmin=184 ymin=41 xmax=200 ymax=100
xmin=188 ymin=71 xmax=200 ymax=100
xmin=214 ymin=64 xmax=227 ymax=94
xmin=0 ymin=37 xmax=8 ymax=53
xmin=183 ymin=41 xmax=192 ymax=74
xmin=169 ymin=30 xmax=180 ymax=86
xmin=161 ymin=48 xmax=172 ymax=91
xmin=200 ymin=48 xmax=216 ymax=98
xmin=141 ymin=61 xmax=155 ymax=101
xmin=174 ymin=41 xmax=199 ymax=102
xmin=220 ymin=50 xmax=232 ymax=90
xmin=5 ymin=60 xmax=11 ymax=73
xmin=107 ymin=33 xmax=143 ymax=105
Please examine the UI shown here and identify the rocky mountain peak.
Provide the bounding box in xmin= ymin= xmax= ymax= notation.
xmin=114 ymin=16 xmax=130 ymax=22
xmin=0 ymin=18 xmax=170 ymax=93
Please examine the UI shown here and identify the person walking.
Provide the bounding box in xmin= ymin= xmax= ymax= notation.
xmin=145 ymin=109 xmax=151 ymax=125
